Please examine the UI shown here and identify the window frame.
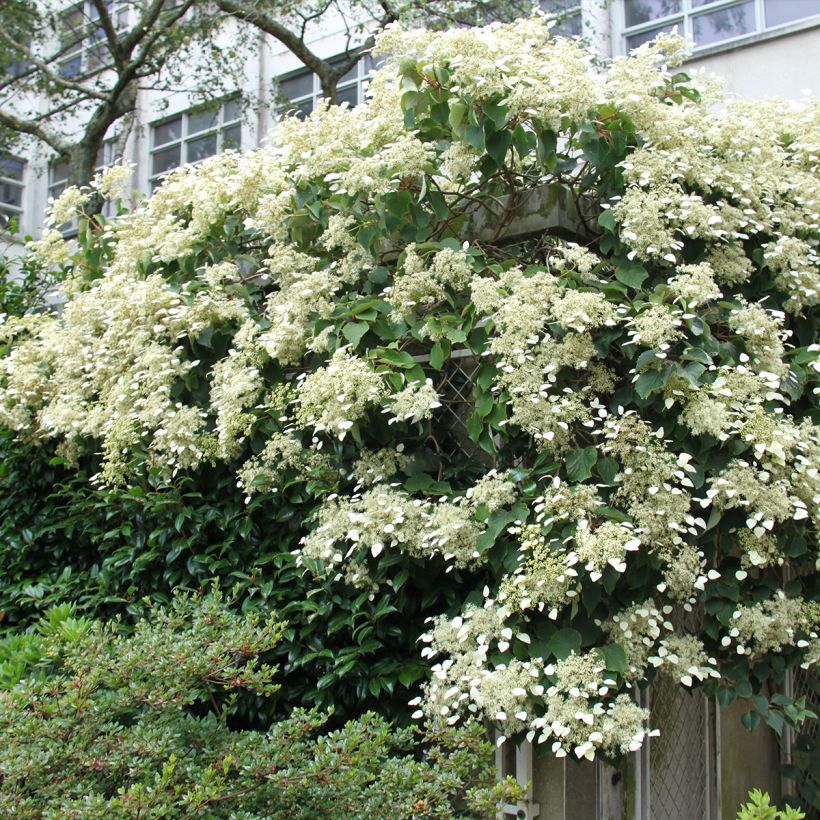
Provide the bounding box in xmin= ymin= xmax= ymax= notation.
xmin=616 ymin=0 xmax=820 ymax=55
xmin=0 ymin=156 xmax=26 ymax=235
xmin=539 ymin=0 xmax=584 ymax=36
xmin=57 ymin=1 xmax=129 ymax=79
xmin=149 ymin=97 xmax=242 ymax=190
xmin=275 ymin=52 xmax=383 ymax=119
xmin=48 ymin=138 xmax=122 ymax=234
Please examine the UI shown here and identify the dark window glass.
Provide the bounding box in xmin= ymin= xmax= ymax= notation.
xmin=222 ymin=97 xmax=241 ymax=123
xmin=187 ymin=108 xmax=218 ymax=136
xmin=50 ymin=161 xmax=71 ymax=184
xmin=0 ymin=182 xmax=22 ymax=207
xmin=59 ymin=55 xmax=83 ymax=78
xmin=286 ymin=98 xmax=314 ymax=120
xmin=221 ymin=124 xmax=241 ymax=151
xmin=185 ymin=133 xmax=217 ymax=163
xmin=329 ymin=56 xmax=358 ymax=85
xmin=336 ymin=83 xmax=359 ymax=107
xmin=279 ymin=71 xmax=314 ymax=101
xmin=693 ymin=0 xmax=755 ymax=46
xmin=152 ymin=144 xmax=181 ymax=175
xmin=153 ymin=118 xmax=182 ymax=147
xmin=364 ymin=53 xmax=387 ymax=73
xmin=765 ymin=0 xmax=820 ymax=27
xmin=625 ymin=21 xmax=676 ymax=48
xmin=0 ymin=158 xmax=24 ymax=181
xmin=553 ymin=10 xmax=583 ymax=35
xmin=625 ymin=0 xmax=682 ymax=27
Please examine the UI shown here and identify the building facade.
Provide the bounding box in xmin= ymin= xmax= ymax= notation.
xmin=2 ymin=0 xmax=819 ymax=260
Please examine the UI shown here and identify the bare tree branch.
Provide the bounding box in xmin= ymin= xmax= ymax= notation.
xmin=0 ymin=28 xmax=110 ymax=101
xmin=0 ymin=108 xmax=72 ymax=156
xmin=88 ymin=0 xmax=125 ymax=67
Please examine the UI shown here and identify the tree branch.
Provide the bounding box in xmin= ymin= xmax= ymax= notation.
xmin=88 ymin=0 xmax=124 ymax=67
xmin=215 ymin=0 xmax=332 ymax=88
xmin=0 ymin=109 xmax=72 ymax=156
xmin=0 ymin=29 xmax=109 ymax=101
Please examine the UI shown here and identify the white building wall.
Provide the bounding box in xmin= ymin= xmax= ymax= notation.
xmin=684 ymin=25 xmax=820 ymax=99
xmin=2 ymin=5 xmax=819 ymax=255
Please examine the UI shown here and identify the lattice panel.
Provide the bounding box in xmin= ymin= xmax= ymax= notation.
xmin=649 ymin=676 xmax=710 ymax=820
xmin=783 ymin=667 xmax=820 ymax=820
xmin=429 ymin=351 xmax=495 ymax=465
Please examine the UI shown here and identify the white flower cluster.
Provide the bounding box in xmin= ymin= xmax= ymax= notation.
xmin=464 ymin=470 xmax=518 ymax=513
xmin=726 ymin=593 xmax=815 ymax=658
xmin=0 ymin=16 xmax=815 ymax=764
xmin=299 ymin=486 xmax=482 ymax=571
xmin=387 ymin=379 xmax=441 ymax=423
xmin=295 ymin=349 xmax=385 ymax=439
xmin=388 ymin=245 xmax=474 ymax=321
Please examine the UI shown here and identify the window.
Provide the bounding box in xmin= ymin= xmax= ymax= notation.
xmin=276 ymin=53 xmax=384 ymax=119
xmin=620 ymin=0 xmax=820 ymax=52
xmin=48 ymin=139 xmax=122 ymax=232
xmin=0 ymin=157 xmax=25 ymax=233
xmin=58 ymin=1 xmax=129 ymax=78
xmin=540 ymin=0 xmax=583 ymax=36
xmin=149 ymin=98 xmax=242 ymax=190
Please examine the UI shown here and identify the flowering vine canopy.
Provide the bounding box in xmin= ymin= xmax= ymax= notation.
xmin=1 ymin=17 xmax=818 ymax=762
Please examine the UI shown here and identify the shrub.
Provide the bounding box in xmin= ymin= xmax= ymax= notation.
xmin=0 ymin=588 xmax=517 ymax=817
xmin=736 ymin=789 xmax=805 ymax=820
xmin=0 ymin=17 xmax=817 ymax=764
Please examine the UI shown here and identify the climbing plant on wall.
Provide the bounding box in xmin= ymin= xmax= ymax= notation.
xmin=1 ymin=17 xmax=818 ymax=763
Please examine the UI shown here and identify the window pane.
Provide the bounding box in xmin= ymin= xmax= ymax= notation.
xmin=336 ymin=83 xmax=359 ymax=107
xmin=86 ymin=41 xmax=107 ymax=71
xmin=153 ymin=118 xmax=182 ymax=147
xmin=540 ymin=0 xmax=578 ymax=12
xmin=693 ymin=1 xmax=755 ymax=46
xmin=279 ymin=71 xmax=314 ymax=101
xmin=329 ymin=56 xmax=358 ymax=85
xmin=222 ymin=97 xmax=241 ymax=122
xmin=364 ymin=52 xmax=387 ymax=74
xmin=152 ymin=144 xmax=181 ymax=176
xmin=187 ymin=108 xmax=218 ymax=135
xmin=765 ymin=0 xmax=820 ymax=27
xmin=221 ymin=124 xmax=241 ymax=151
xmin=50 ymin=161 xmax=71 ymax=184
xmin=553 ymin=10 xmax=583 ymax=35
xmin=0 ymin=157 xmax=24 ymax=181
xmin=0 ymin=182 xmax=22 ymax=208
xmin=626 ymin=22 xmax=677 ymax=48
xmin=282 ymin=98 xmax=314 ymax=120
xmin=89 ymin=1 xmax=113 ymax=21
xmin=59 ymin=55 xmax=83 ymax=78
xmin=185 ymin=133 xmax=217 ymax=163
xmin=625 ymin=0 xmax=682 ymax=27
xmin=60 ymin=7 xmax=84 ymax=50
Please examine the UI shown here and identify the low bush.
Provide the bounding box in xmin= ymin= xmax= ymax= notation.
xmin=0 ymin=588 xmax=519 ymax=818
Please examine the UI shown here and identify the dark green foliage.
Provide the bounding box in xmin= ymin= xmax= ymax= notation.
xmin=0 ymin=589 xmax=518 ymax=817
xmin=0 ymin=252 xmax=53 ymax=317
xmin=0 ymin=429 xmax=465 ymax=723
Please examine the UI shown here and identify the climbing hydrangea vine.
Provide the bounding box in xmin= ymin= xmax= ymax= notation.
xmin=1 ymin=17 xmax=818 ymax=762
